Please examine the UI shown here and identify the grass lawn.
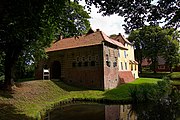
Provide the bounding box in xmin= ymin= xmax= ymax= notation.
xmin=0 ymin=78 xmax=161 ymax=120
xmin=167 ymin=72 xmax=180 ymax=80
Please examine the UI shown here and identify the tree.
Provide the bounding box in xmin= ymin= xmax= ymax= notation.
xmin=0 ymin=52 xmax=5 ymax=77
xmin=81 ymin=0 xmax=179 ymax=33
xmin=128 ymin=26 xmax=179 ymax=73
xmin=0 ymin=0 xmax=90 ymax=90
xmin=141 ymin=26 xmax=167 ymax=73
xmin=128 ymin=30 xmax=144 ymax=73
xmin=162 ymin=31 xmax=180 ymax=72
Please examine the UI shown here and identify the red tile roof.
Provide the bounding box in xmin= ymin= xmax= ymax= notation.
xmin=110 ymin=33 xmax=132 ymax=45
xmin=142 ymin=56 xmax=166 ymax=66
xmin=141 ymin=58 xmax=151 ymax=66
xmin=46 ymin=31 xmax=127 ymax=52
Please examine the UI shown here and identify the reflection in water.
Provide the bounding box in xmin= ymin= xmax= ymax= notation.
xmin=45 ymin=104 xmax=105 ymax=120
xmin=45 ymin=102 xmax=180 ymax=120
xmin=105 ymin=105 xmax=136 ymax=120
xmin=45 ymin=104 xmax=136 ymax=120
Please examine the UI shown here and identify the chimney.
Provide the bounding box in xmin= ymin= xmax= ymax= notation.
xmin=59 ymin=35 xmax=63 ymax=40
xmin=96 ymin=29 xmax=100 ymax=32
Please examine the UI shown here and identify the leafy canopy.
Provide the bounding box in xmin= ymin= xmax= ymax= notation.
xmin=0 ymin=0 xmax=90 ymax=87
xmin=80 ymin=0 xmax=180 ymax=33
xmin=128 ymin=25 xmax=180 ymax=72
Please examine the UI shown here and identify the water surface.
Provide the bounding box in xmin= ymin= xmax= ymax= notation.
xmin=45 ymin=102 xmax=180 ymax=120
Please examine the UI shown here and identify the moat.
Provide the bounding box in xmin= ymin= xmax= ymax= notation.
xmin=44 ymin=102 xmax=180 ymax=120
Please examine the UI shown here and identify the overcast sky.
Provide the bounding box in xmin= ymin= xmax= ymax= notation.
xmin=79 ymin=1 xmax=127 ymax=37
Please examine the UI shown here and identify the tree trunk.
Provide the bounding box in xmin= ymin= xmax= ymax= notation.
xmin=169 ymin=65 xmax=173 ymax=73
xmin=4 ymin=62 xmax=14 ymax=90
xmin=4 ymin=49 xmax=19 ymax=90
xmin=152 ymin=58 xmax=157 ymax=74
xmin=138 ymin=61 xmax=142 ymax=74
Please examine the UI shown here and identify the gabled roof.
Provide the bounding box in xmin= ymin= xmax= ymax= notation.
xmin=100 ymin=31 xmax=127 ymax=49
xmin=46 ymin=30 xmax=127 ymax=52
xmin=110 ymin=33 xmax=132 ymax=45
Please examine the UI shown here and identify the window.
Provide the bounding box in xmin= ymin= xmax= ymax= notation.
xmin=106 ymin=54 xmax=109 ymax=62
xmin=78 ymin=62 xmax=82 ymax=67
xmin=124 ymin=51 xmax=127 ymax=58
xmin=72 ymin=62 xmax=76 ymax=67
xmin=121 ymin=62 xmax=123 ymax=70
xmin=158 ymin=66 xmax=165 ymax=69
xmin=88 ymin=56 xmax=91 ymax=61
xmin=91 ymin=61 xmax=95 ymax=66
xmin=125 ymin=62 xmax=127 ymax=70
xmin=76 ymin=57 xmax=80 ymax=62
xmin=82 ymin=57 xmax=85 ymax=61
xmin=118 ymin=51 xmax=120 ymax=57
xmin=131 ymin=64 xmax=133 ymax=70
xmin=135 ymin=64 xmax=137 ymax=70
xmin=106 ymin=54 xmax=111 ymax=67
xmin=113 ymin=57 xmax=117 ymax=67
xmin=84 ymin=61 xmax=88 ymax=66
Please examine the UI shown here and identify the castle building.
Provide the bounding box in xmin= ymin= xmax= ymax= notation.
xmin=35 ymin=29 xmax=138 ymax=90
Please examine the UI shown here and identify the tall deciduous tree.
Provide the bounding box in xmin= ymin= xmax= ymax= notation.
xmin=162 ymin=31 xmax=180 ymax=72
xmin=128 ymin=26 xmax=180 ymax=73
xmin=128 ymin=30 xmax=144 ymax=73
xmin=0 ymin=0 xmax=90 ymax=89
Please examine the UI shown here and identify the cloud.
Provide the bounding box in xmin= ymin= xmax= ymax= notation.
xmin=79 ymin=1 xmax=127 ymax=37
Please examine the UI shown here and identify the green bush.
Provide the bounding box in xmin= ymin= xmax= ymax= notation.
xmin=129 ymin=78 xmax=172 ymax=103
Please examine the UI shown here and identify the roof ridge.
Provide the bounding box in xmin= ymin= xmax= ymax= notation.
xmin=119 ymin=33 xmax=132 ymax=45
xmin=99 ymin=31 xmax=106 ymax=41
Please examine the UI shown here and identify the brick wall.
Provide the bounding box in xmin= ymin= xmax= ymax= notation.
xmin=105 ymin=105 xmax=137 ymax=120
xmin=103 ymin=42 xmax=120 ymax=89
xmin=105 ymin=105 xmax=120 ymax=120
xmin=35 ymin=45 xmax=104 ymax=89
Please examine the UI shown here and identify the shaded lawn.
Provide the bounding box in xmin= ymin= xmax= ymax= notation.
xmin=0 ymin=78 xmax=161 ymax=120
xmin=139 ymin=72 xmax=170 ymax=79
